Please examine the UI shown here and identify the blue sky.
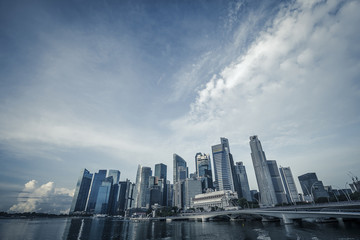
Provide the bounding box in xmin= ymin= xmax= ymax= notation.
xmin=1 ymin=0 xmax=360 ymax=213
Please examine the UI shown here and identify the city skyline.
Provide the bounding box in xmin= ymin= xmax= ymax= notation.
xmin=1 ymin=0 xmax=360 ymax=213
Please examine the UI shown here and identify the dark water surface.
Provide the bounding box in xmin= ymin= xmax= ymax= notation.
xmin=0 ymin=217 xmax=359 ymax=240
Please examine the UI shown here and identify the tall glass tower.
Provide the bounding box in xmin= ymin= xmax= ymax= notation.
xmin=85 ymin=169 xmax=107 ymax=212
xmin=234 ymin=162 xmax=252 ymax=201
xmin=134 ymin=165 xmax=152 ymax=208
xmin=212 ymin=137 xmax=236 ymax=192
xmin=195 ymin=153 xmax=213 ymax=190
xmin=70 ymin=168 xmax=93 ymax=213
xmin=279 ymin=166 xmax=300 ymax=203
xmin=249 ymin=135 xmax=278 ymax=207
xmin=173 ymin=154 xmax=188 ymax=183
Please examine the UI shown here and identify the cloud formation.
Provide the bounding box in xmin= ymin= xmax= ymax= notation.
xmin=9 ymin=180 xmax=73 ymax=214
xmin=170 ymin=0 xmax=360 ymax=187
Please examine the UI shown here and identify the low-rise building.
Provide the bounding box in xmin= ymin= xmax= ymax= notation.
xmin=191 ymin=190 xmax=238 ymax=211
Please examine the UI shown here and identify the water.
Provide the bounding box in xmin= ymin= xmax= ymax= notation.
xmin=0 ymin=218 xmax=359 ymax=240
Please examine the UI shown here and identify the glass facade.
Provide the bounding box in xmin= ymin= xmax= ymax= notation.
xmin=212 ymin=138 xmax=236 ymax=192
xmin=249 ymin=135 xmax=278 ymax=207
xmin=279 ymin=166 xmax=300 ymax=203
xmin=85 ymin=170 xmax=107 ymax=212
xmin=70 ymin=168 xmax=93 ymax=213
xmin=234 ymin=162 xmax=252 ymax=201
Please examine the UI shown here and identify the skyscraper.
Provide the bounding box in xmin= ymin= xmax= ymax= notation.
xmin=155 ymin=163 xmax=167 ymax=181
xmin=107 ymin=170 xmax=121 ymax=215
xmin=70 ymin=168 xmax=93 ymax=213
xmin=183 ymin=178 xmax=202 ymax=209
xmin=249 ymin=135 xmax=278 ymax=207
xmin=279 ymin=166 xmax=300 ymax=203
xmin=267 ymin=160 xmax=288 ymax=204
xmin=94 ymin=176 xmax=113 ymax=214
xmin=85 ymin=169 xmax=107 ymax=212
xmin=155 ymin=163 xmax=168 ymax=206
xmin=212 ymin=137 xmax=236 ymax=192
xmin=195 ymin=153 xmax=213 ymax=190
xmin=298 ymin=172 xmax=329 ymax=201
xmin=173 ymin=154 xmax=188 ymax=183
xmin=134 ymin=165 xmax=152 ymax=208
xmin=234 ymin=162 xmax=252 ymax=202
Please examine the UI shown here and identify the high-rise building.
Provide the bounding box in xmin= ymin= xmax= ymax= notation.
xmin=155 ymin=163 xmax=167 ymax=181
xmin=118 ymin=179 xmax=131 ymax=214
xmin=134 ymin=165 xmax=152 ymax=208
xmin=183 ymin=178 xmax=202 ymax=209
xmin=155 ymin=163 xmax=167 ymax=206
xmin=194 ymin=152 xmax=202 ymax=176
xmin=279 ymin=166 xmax=300 ymax=203
xmin=167 ymin=180 xmax=173 ymax=207
xmin=70 ymin=168 xmax=93 ymax=213
xmin=195 ymin=153 xmax=213 ymax=191
xmin=94 ymin=176 xmax=113 ymax=214
xmin=173 ymin=181 xmax=183 ymax=209
xmin=249 ymin=136 xmax=278 ymax=207
xmin=298 ymin=172 xmax=329 ymax=201
xmin=85 ymin=170 xmax=107 ymax=212
xmin=267 ymin=160 xmax=288 ymax=204
xmin=107 ymin=170 xmax=121 ymax=215
xmin=212 ymin=138 xmax=236 ymax=192
xmin=126 ymin=182 xmax=136 ymax=210
xmin=108 ymin=170 xmax=120 ymax=184
xmin=234 ymin=162 xmax=252 ymax=202
xmin=173 ymin=154 xmax=188 ymax=183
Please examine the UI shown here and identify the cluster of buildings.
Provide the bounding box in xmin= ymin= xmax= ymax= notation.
xmin=70 ymin=135 xmax=359 ymax=215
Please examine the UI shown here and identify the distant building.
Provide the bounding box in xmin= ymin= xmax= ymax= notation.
xmin=195 ymin=153 xmax=214 ymax=191
xmin=155 ymin=163 xmax=167 ymax=206
xmin=234 ymin=162 xmax=252 ymax=202
xmin=94 ymin=176 xmax=113 ymax=214
xmin=134 ymin=165 xmax=152 ymax=208
xmin=183 ymin=178 xmax=202 ymax=209
xmin=192 ymin=190 xmax=238 ymax=211
xmin=249 ymin=136 xmax=278 ymax=207
xmin=212 ymin=138 xmax=237 ymax=192
xmin=70 ymin=168 xmax=93 ymax=213
xmin=279 ymin=166 xmax=300 ymax=203
xmin=298 ymin=172 xmax=329 ymax=201
xmin=85 ymin=170 xmax=107 ymax=212
xmin=107 ymin=170 xmax=121 ymax=215
xmin=118 ymin=179 xmax=131 ymax=214
xmin=173 ymin=154 xmax=188 ymax=183
xmin=267 ymin=160 xmax=288 ymax=204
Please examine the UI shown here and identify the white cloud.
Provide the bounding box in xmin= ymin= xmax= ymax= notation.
xmin=9 ymin=180 xmax=74 ymax=214
xmin=169 ymin=0 xmax=360 ymax=187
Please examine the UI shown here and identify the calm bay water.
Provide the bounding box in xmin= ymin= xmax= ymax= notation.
xmin=0 ymin=217 xmax=359 ymax=240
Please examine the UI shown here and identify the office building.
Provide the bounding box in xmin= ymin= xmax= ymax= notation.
xmin=279 ymin=166 xmax=300 ymax=203
xmin=267 ymin=160 xmax=288 ymax=204
xmin=234 ymin=162 xmax=252 ymax=202
xmin=118 ymin=179 xmax=131 ymax=214
xmin=94 ymin=176 xmax=113 ymax=214
xmin=155 ymin=163 xmax=167 ymax=206
xmin=85 ymin=169 xmax=107 ymax=212
xmin=249 ymin=136 xmax=278 ymax=207
xmin=183 ymin=178 xmax=202 ymax=209
xmin=173 ymin=154 xmax=188 ymax=183
xmin=212 ymin=138 xmax=237 ymax=192
xmin=195 ymin=153 xmax=213 ymax=191
xmin=70 ymin=168 xmax=93 ymax=213
xmin=107 ymin=170 xmax=120 ymax=215
xmin=298 ymin=172 xmax=329 ymax=201
xmin=134 ymin=165 xmax=152 ymax=208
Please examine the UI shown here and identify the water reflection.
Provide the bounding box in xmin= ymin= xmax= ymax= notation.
xmin=60 ymin=218 xmax=360 ymax=240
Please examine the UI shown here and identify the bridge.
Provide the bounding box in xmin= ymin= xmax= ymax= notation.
xmin=158 ymin=201 xmax=360 ymax=224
